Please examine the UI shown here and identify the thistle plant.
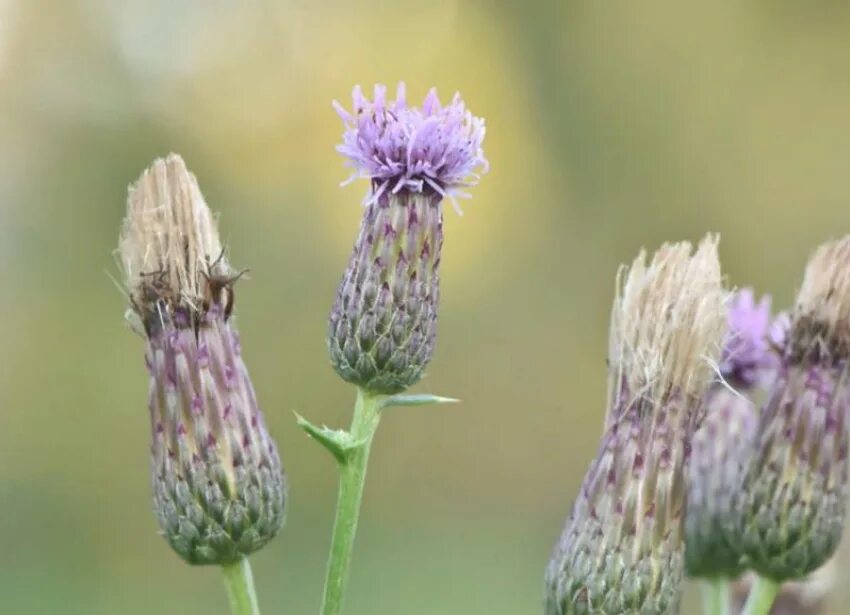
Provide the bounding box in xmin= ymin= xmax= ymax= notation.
xmin=685 ymin=290 xmax=778 ymax=613
xmin=297 ymin=83 xmax=487 ymax=615
xmin=118 ymin=154 xmax=286 ymax=615
xmin=544 ymin=237 xmax=726 ymax=615
xmin=734 ymin=237 xmax=850 ymax=615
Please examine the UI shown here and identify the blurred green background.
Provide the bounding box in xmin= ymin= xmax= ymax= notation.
xmin=3 ymin=1 xmax=850 ymax=613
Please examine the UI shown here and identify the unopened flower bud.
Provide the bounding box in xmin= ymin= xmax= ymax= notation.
xmin=736 ymin=237 xmax=850 ymax=582
xmin=119 ymin=154 xmax=286 ymax=565
xmin=545 ymin=237 xmax=726 ymax=614
xmin=685 ymin=289 xmax=777 ymax=580
xmin=327 ymin=83 xmax=488 ymax=394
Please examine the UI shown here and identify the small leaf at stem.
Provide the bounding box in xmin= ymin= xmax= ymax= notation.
xmin=380 ymin=394 xmax=460 ymax=409
xmin=295 ymin=412 xmax=367 ymax=464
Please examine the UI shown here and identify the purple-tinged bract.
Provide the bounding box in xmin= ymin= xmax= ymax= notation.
xmin=334 ymin=83 xmax=488 ymax=208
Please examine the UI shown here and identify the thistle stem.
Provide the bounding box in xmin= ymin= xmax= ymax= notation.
xmin=742 ymin=575 xmax=780 ymax=615
xmin=221 ymin=558 xmax=261 ymax=615
xmin=320 ymin=388 xmax=383 ymax=615
xmin=700 ymin=578 xmax=731 ymax=615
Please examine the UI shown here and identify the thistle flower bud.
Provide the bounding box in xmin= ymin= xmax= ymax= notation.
xmin=545 ymin=237 xmax=726 ymax=615
xmin=685 ymin=289 xmax=777 ymax=580
xmin=327 ymin=83 xmax=488 ymax=394
xmin=119 ymin=154 xmax=286 ymax=565
xmin=736 ymin=238 xmax=850 ymax=582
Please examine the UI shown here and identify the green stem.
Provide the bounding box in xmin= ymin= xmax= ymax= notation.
xmin=221 ymin=558 xmax=261 ymax=615
xmin=742 ymin=575 xmax=780 ymax=615
xmin=320 ymin=388 xmax=383 ymax=615
xmin=700 ymin=578 xmax=731 ymax=615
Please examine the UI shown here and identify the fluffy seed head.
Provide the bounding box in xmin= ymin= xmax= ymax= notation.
xmin=790 ymin=237 xmax=850 ymax=362
xmin=119 ymin=154 xmax=232 ymax=328
xmin=334 ymin=83 xmax=488 ymax=209
xmin=607 ymin=236 xmax=726 ymax=425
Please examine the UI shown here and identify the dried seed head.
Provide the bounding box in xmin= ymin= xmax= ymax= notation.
xmin=606 ymin=236 xmax=726 ymax=426
xmin=119 ymin=154 xmax=286 ymax=565
xmin=736 ymin=237 xmax=850 ymax=582
xmin=790 ymin=237 xmax=850 ymax=363
xmin=545 ymin=236 xmax=726 ymax=615
xmin=120 ymin=154 xmax=233 ymax=332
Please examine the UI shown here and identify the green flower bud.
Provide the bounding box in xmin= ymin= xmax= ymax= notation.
xmin=685 ymin=388 xmax=757 ymax=579
xmin=545 ymin=238 xmax=726 ymax=614
xmin=119 ymin=155 xmax=286 ymax=565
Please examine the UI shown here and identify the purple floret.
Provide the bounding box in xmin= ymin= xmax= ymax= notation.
xmin=333 ymin=83 xmax=488 ymax=211
xmin=721 ymin=288 xmax=778 ymax=388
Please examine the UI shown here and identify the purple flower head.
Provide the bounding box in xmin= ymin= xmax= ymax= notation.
xmin=333 ymin=82 xmax=488 ymax=212
xmin=720 ymin=288 xmax=777 ymax=388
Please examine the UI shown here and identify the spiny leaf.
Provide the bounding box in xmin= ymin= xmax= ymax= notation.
xmin=295 ymin=412 xmax=366 ymax=464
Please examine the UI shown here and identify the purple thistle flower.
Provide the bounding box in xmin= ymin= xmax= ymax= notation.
xmin=119 ymin=155 xmax=286 ymax=565
xmin=333 ymin=82 xmax=488 ymax=212
xmin=720 ymin=288 xmax=778 ymax=388
xmin=327 ymin=84 xmax=487 ymax=394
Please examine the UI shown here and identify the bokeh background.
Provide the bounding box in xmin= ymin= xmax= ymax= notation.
xmin=3 ymin=1 xmax=850 ymax=613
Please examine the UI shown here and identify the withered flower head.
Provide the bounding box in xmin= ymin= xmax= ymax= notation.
xmin=119 ymin=154 xmax=286 ymax=565
xmin=545 ymin=237 xmax=726 ymax=614
xmin=736 ymin=238 xmax=850 ymax=582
